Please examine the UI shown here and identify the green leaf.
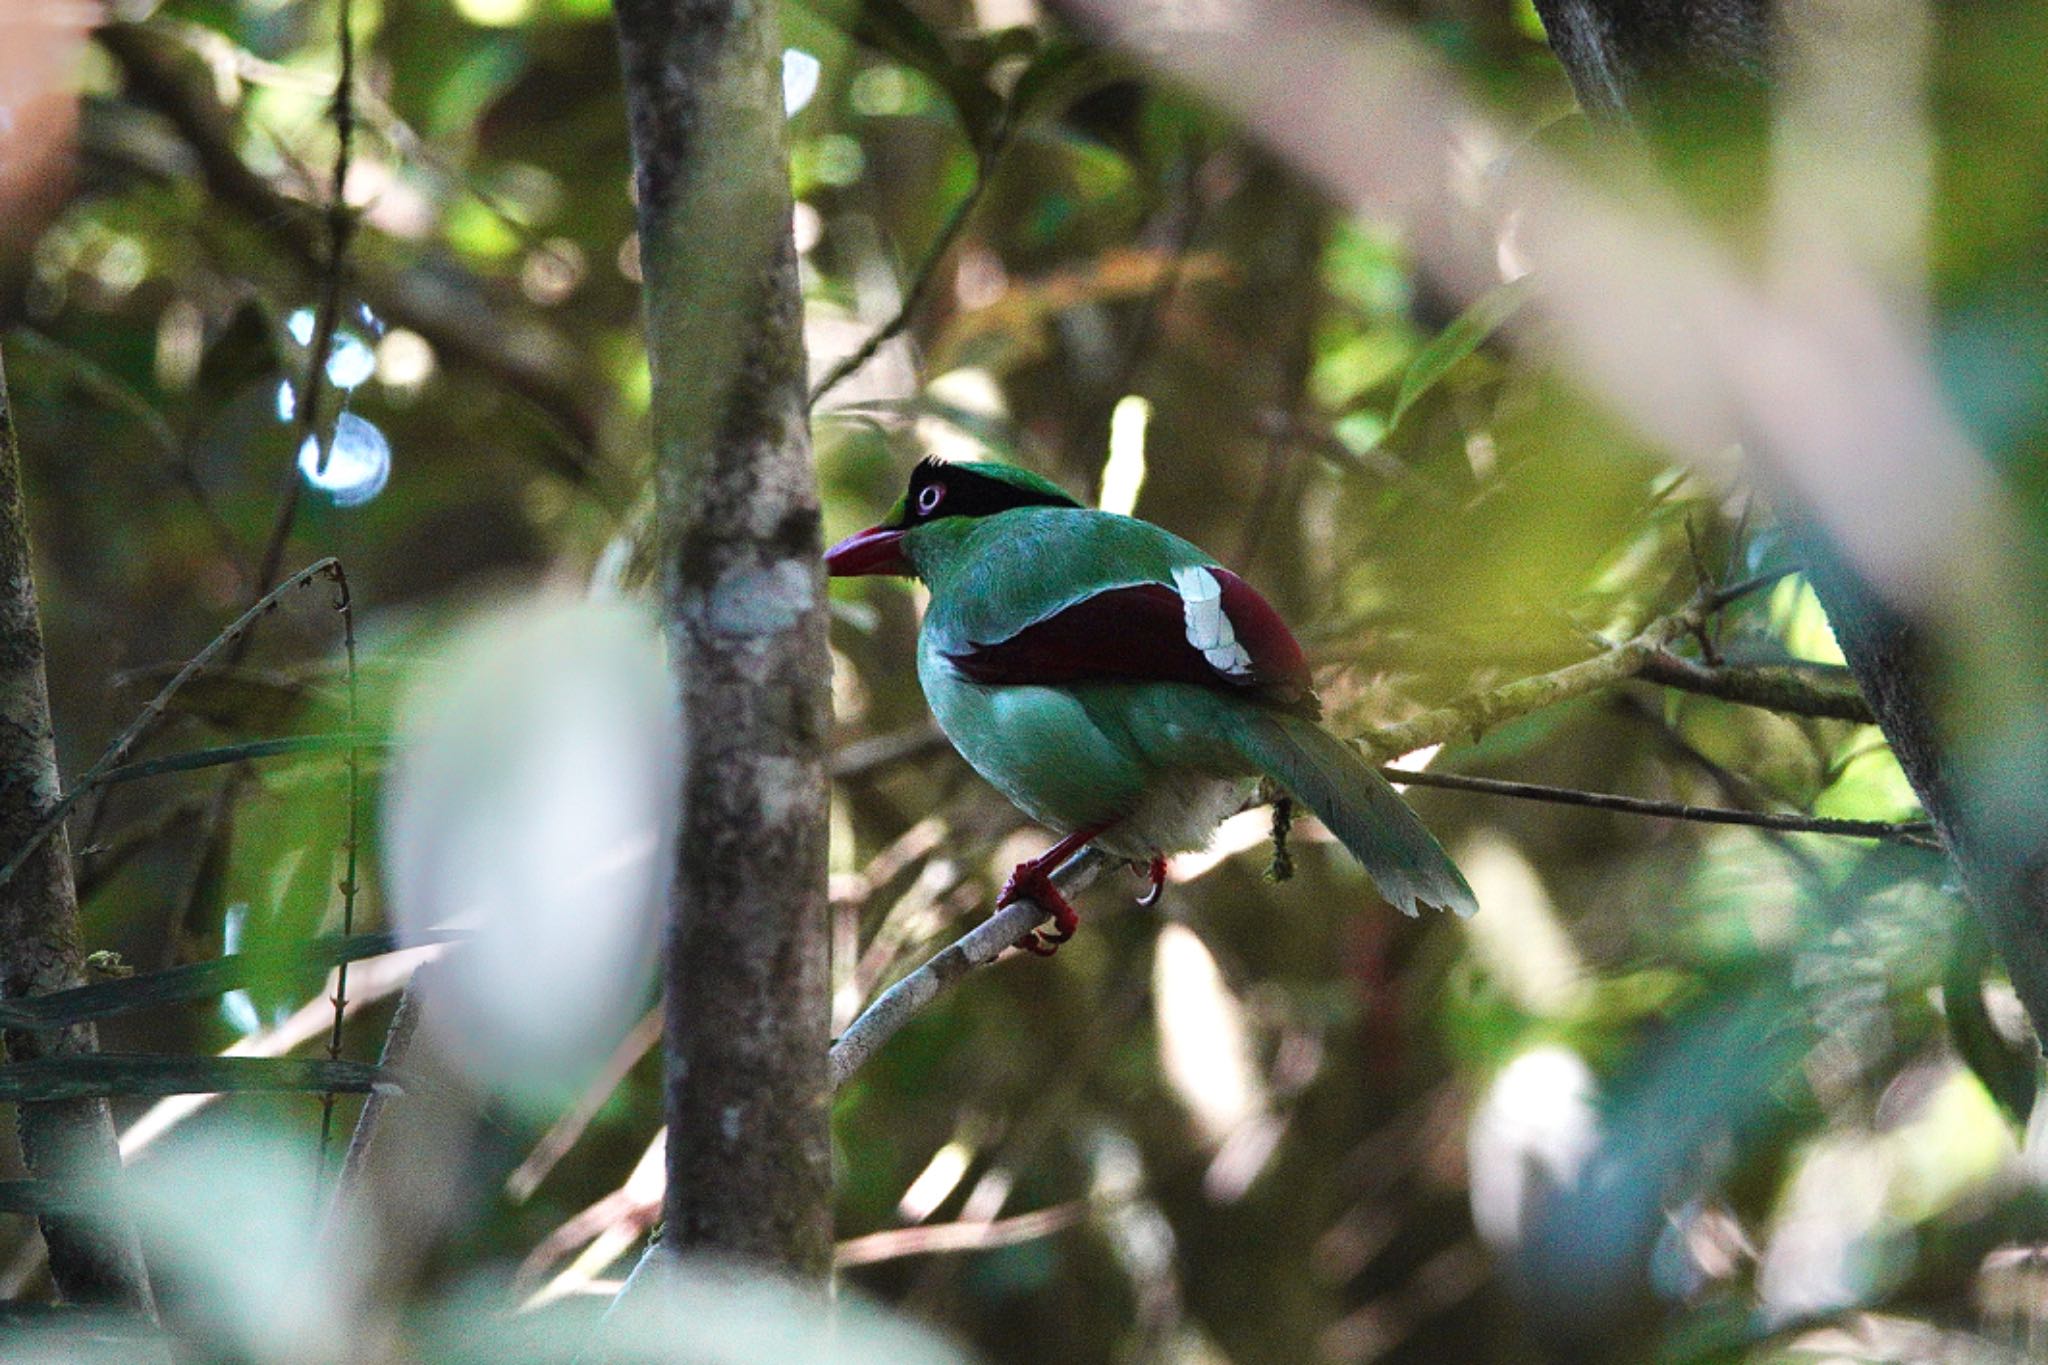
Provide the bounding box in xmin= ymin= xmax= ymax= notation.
xmin=1389 ymin=275 xmax=1535 ymax=428
xmin=0 ymin=1055 xmax=401 ymax=1104
xmin=0 ymin=931 xmax=460 ymax=1032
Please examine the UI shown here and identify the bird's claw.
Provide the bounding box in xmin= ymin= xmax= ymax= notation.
xmin=1001 ymin=859 xmax=1080 ymax=956
xmin=1133 ymin=855 xmax=1168 ymax=908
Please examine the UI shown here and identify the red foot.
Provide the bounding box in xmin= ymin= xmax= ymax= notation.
xmin=1134 ymin=855 xmax=1168 ymax=908
xmin=1002 ymin=823 xmax=1112 ymax=957
xmin=1001 ymin=861 xmax=1080 ymax=956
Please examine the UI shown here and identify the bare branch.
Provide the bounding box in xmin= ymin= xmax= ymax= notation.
xmin=250 ymin=0 xmax=359 ymax=601
xmin=324 ymin=969 xmax=426 ymax=1234
xmin=1381 ymin=767 xmax=1932 ymax=844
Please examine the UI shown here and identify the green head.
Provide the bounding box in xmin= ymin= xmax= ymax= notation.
xmin=825 ymin=458 xmax=1082 ymax=578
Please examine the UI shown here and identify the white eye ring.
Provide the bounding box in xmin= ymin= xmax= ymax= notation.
xmin=917 ymin=484 xmax=945 ymax=515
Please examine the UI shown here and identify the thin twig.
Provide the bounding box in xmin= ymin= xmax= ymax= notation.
xmin=1707 ymin=565 xmax=1799 ymax=611
xmin=250 ymin=0 xmax=357 ymax=599
xmin=326 ymin=967 xmax=427 ymax=1226
xmin=834 ymin=1202 xmax=1084 ymax=1268
xmin=809 ymin=111 xmax=1014 ymax=408
xmin=506 ymin=1008 xmax=663 ymax=1204
xmin=0 ymin=559 xmax=345 ymax=895
xmin=1379 ymin=767 xmax=1933 ymax=843
xmin=1358 ymin=582 xmax=1725 ymax=761
xmin=318 ymin=559 xmax=363 ymax=1170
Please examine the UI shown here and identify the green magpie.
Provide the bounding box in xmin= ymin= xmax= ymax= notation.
xmin=827 ymin=458 xmax=1478 ymax=954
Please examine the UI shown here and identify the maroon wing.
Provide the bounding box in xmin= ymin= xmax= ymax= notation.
xmin=945 ymin=568 xmax=1317 ymax=714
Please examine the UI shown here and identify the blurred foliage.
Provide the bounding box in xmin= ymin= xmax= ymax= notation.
xmin=0 ymin=0 xmax=2043 ymax=1360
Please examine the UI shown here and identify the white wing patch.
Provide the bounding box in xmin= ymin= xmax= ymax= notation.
xmin=1171 ymin=565 xmax=1256 ymax=679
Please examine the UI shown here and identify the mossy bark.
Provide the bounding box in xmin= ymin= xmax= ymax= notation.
xmin=614 ymin=0 xmax=832 ymax=1275
xmin=0 ymin=350 xmax=155 ymax=1312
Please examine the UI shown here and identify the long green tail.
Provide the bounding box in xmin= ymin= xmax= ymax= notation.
xmin=1225 ymin=709 xmax=1478 ymax=918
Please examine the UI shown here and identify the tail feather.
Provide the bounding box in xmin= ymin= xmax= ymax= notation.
xmin=1227 ymin=710 xmax=1477 ymax=918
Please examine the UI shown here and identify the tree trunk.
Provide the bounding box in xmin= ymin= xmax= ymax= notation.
xmin=613 ymin=0 xmax=833 ymax=1274
xmin=0 ymin=348 xmax=156 ymax=1312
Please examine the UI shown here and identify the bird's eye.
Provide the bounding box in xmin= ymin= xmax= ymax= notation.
xmin=916 ymin=483 xmax=945 ymax=516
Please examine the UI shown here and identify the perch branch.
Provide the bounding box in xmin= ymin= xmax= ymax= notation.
xmin=827 ymin=848 xmax=1109 ymax=1089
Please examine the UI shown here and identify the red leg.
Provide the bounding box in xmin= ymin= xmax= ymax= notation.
xmin=1133 ymin=855 xmax=1168 ymax=908
xmin=1002 ymin=823 xmax=1112 ymax=956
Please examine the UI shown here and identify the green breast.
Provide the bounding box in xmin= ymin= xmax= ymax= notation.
xmin=916 ymin=631 xmax=1149 ymax=830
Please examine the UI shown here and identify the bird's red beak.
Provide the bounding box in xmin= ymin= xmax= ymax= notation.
xmin=825 ymin=525 xmax=910 ymax=577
